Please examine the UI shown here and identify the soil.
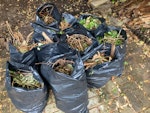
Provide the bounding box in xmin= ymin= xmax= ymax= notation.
xmin=0 ymin=0 xmax=150 ymax=113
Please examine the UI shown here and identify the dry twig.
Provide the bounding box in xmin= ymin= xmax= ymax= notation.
xmin=60 ymin=20 xmax=71 ymax=30
xmin=42 ymin=32 xmax=53 ymax=43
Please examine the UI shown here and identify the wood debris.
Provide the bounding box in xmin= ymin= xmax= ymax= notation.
xmin=114 ymin=0 xmax=150 ymax=29
xmin=67 ymin=34 xmax=92 ymax=51
xmin=52 ymin=58 xmax=74 ymax=75
xmin=60 ymin=20 xmax=71 ymax=30
xmin=6 ymin=20 xmax=53 ymax=53
xmin=84 ymin=51 xmax=112 ymax=70
xmin=39 ymin=5 xmax=55 ymax=24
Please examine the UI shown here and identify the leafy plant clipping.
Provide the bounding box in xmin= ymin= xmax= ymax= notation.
xmin=10 ymin=71 xmax=42 ymax=90
xmin=52 ymin=58 xmax=74 ymax=75
xmin=98 ymin=30 xmax=124 ymax=46
xmin=67 ymin=34 xmax=92 ymax=52
xmin=79 ymin=16 xmax=101 ymax=30
xmin=97 ymin=30 xmax=125 ymax=58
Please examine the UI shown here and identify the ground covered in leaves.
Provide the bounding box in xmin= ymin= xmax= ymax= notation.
xmin=0 ymin=0 xmax=150 ymax=113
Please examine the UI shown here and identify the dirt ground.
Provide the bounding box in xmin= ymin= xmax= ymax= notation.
xmin=0 ymin=0 xmax=150 ymax=113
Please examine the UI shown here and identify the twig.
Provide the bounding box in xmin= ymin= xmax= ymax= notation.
xmin=42 ymin=32 xmax=53 ymax=43
xmin=17 ymin=31 xmax=25 ymax=45
xmin=117 ymin=29 xmax=122 ymax=38
xmin=110 ymin=44 xmax=116 ymax=59
xmin=16 ymin=69 xmax=31 ymax=73
xmin=26 ymin=31 xmax=33 ymax=43
xmin=35 ymin=62 xmax=53 ymax=65
xmin=6 ymin=21 xmax=14 ymax=39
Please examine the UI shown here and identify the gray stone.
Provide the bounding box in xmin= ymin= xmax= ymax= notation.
xmin=90 ymin=0 xmax=109 ymax=8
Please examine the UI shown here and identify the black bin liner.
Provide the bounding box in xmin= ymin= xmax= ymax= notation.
xmin=59 ymin=12 xmax=77 ymax=31
xmin=40 ymin=51 xmax=89 ymax=113
xmin=31 ymin=23 xmax=59 ymax=43
xmin=62 ymin=12 xmax=77 ymax=25
xmin=9 ymin=43 xmax=36 ymax=66
xmin=82 ymin=45 xmax=125 ymax=88
xmin=5 ymin=61 xmax=48 ymax=113
xmin=35 ymin=42 xmax=71 ymax=62
xmin=78 ymin=14 xmax=107 ymax=37
xmin=35 ymin=3 xmax=61 ymax=30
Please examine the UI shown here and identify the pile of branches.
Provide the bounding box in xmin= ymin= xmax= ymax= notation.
xmin=52 ymin=58 xmax=74 ymax=75
xmin=67 ymin=34 xmax=92 ymax=51
xmin=6 ymin=21 xmax=53 ymax=53
xmin=39 ymin=5 xmax=56 ymax=24
xmin=6 ymin=21 xmax=34 ymax=53
xmin=84 ymin=51 xmax=112 ymax=70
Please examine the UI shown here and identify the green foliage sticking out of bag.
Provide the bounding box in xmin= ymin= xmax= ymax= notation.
xmin=10 ymin=71 xmax=42 ymax=90
xmin=79 ymin=16 xmax=101 ymax=30
xmin=97 ymin=30 xmax=124 ymax=46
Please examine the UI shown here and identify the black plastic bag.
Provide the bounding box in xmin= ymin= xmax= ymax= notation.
xmin=35 ymin=3 xmax=61 ymax=30
xmin=62 ymin=13 xmax=77 ymax=26
xmin=40 ymin=51 xmax=89 ymax=113
xmin=5 ymin=61 xmax=48 ymax=113
xmin=63 ymin=23 xmax=98 ymax=56
xmin=35 ymin=42 xmax=71 ymax=62
xmin=9 ymin=43 xmax=36 ymax=66
xmin=82 ymin=45 xmax=125 ymax=88
xmin=78 ymin=14 xmax=107 ymax=37
xmin=31 ymin=23 xmax=59 ymax=43
xmin=59 ymin=12 xmax=77 ymax=31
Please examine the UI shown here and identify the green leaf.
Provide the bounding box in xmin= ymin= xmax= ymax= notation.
xmin=115 ymin=39 xmax=122 ymax=45
xmin=79 ymin=19 xmax=86 ymax=25
xmin=124 ymin=61 xmax=128 ymax=66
